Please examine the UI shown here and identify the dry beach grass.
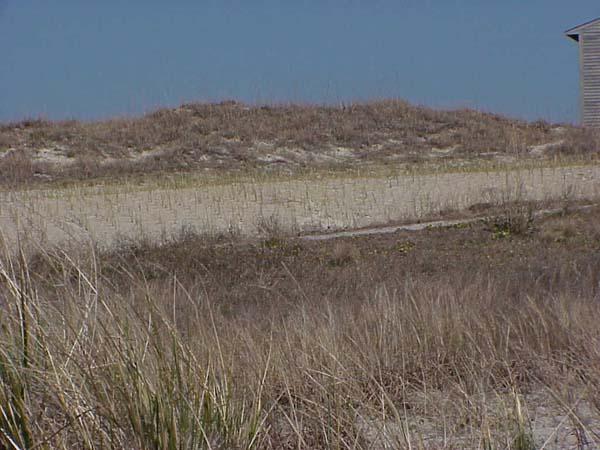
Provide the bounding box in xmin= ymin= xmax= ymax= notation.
xmin=1 ymin=100 xmax=600 ymax=187
xmin=2 ymin=204 xmax=600 ymax=449
xmin=2 ymin=100 xmax=600 ymax=449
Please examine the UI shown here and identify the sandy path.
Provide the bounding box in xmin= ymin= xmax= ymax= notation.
xmin=1 ymin=165 xmax=600 ymax=250
xmin=302 ymin=204 xmax=600 ymax=241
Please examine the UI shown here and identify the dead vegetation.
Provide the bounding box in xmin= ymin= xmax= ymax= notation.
xmin=1 ymin=100 xmax=599 ymax=187
xmin=2 ymin=204 xmax=600 ymax=448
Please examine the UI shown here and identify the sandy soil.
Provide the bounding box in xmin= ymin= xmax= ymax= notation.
xmin=357 ymin=390 xmax=600 ymax=449
xmin=1 ymin=165 xmax=600 ymax=252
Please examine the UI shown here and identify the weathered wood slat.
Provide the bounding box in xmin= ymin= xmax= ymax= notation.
xmin=566 ymin=18 xmax=600 ymax=127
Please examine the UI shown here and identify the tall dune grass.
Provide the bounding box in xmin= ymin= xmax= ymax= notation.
xmin=1 ymin=212 xmax=600 ymax=448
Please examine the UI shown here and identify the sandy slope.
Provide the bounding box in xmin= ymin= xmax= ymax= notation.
xmin=1 ymin=165 xmax=599 ymax=252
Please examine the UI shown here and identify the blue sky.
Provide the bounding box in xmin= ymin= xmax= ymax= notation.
xmin=0 ymin=1 xmax=598 ymax=123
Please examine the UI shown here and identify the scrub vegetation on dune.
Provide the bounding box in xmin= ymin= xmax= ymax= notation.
xmin=2 ymin=98 xmax=600 ymax=449
xmin=1 ymin=99 xmax=600 ymax=187
xmin=2 ymin=204 xmax=600 ymax=449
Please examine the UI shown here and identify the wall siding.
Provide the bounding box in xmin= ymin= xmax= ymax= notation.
xmin=581 ymin=21 xmax=600 ymax=127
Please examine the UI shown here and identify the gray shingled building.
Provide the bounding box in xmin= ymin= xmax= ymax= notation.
xmin=566 ymin=18 xmax=600 ymax=127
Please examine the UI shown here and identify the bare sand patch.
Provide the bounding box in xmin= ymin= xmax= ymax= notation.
xmin=2 ymin=165 xmax=600 ymax=252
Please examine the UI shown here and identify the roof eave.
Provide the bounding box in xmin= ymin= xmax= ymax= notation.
xmin=565 ymin=17 xmax=600 ymax=40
